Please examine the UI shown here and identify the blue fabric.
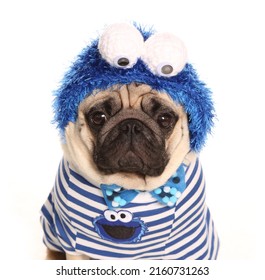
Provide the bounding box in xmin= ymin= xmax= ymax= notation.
xmin=52 ymin=25 xmax=215 ymax=152
xmin=101 ymin=164 xmax=186 ymax=209
xmin=101 ymin=184 xmax=140 ymax=209
xmin=151 ymin=163 xmax=186 ymax=206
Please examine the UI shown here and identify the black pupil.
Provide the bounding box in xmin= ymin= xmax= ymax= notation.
xmin=161 ymin=65 xmax=173 ymax=75
xmin=158 ymin=113 xmax=172 ymax=128
xmin=117 ymin=57 xmax=129 ymax=67
xmin=92 ymin=112 xmax=106 ymax=125
xmin=120 ymin=213 xmax=126 ymax=219
xmin=110 ymin=214 xmax=116 ymax=220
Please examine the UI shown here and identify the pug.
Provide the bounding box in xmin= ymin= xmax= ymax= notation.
xmin=40 ymin=23 xmax=219 ymax=260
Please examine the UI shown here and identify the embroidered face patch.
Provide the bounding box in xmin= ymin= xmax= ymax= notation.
xmin=93 ymin=210 xmax=147 ymax=243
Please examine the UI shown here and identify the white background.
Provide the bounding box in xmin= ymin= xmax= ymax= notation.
xmin=1 ymin=0 xmax=264 ymax=263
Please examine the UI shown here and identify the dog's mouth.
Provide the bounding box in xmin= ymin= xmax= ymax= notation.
xmin=118 ymin=151 xmax=143 ymax=170
xmin=97 ymin=151 xmax=167 ymax=176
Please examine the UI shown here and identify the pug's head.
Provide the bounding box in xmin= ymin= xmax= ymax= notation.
xmin=56 ymin=23 xmax=214 ymax=190
xmin=63 ymin=83 xmax=190 ymax=191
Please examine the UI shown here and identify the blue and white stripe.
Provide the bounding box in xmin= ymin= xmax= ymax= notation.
xmin=40 ymin=156 xmax=219 ymax=259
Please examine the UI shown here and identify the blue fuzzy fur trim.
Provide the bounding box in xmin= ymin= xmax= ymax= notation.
xmin=53 ymin=27 xmax=215 ymax=152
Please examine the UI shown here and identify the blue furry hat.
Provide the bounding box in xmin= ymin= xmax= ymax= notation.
xmin=53 ymin=23 xmax=214 ymax=152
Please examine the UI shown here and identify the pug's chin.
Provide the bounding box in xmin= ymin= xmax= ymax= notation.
xmin=106 ymin=170 xmax=146 ymax=181
xmin=100 ymin=170 xmax=150 ymax=191
xmin=94 ymin=151 xmax=168 ymax=177
xmin=97 ymin=167 xmax=164 ymax=178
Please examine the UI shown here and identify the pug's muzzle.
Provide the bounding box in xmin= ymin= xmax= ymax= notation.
xmin=92 ymin=109 xmax=169 ymax=176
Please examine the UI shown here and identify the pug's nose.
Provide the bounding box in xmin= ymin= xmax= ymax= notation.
xmin=119 ymin=119 xmax=143 ymax=135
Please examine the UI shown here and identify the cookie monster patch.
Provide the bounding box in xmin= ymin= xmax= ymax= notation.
xmin=93 ymin=210 xmax=147 ymax=243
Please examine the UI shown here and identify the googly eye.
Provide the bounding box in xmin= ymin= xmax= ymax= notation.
xmin=98 ymin=23 xmax=144 ymax=69
xmin=142 ymin=33 xmax=187 ymax=77
xmin=118 ymin=211 xmax=133 ymax=223
xmin=104 ymin=210 xmax=118 ymax=222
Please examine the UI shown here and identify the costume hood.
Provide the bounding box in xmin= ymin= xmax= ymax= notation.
xmin=53 ymin=23 xmax=214 ymax=152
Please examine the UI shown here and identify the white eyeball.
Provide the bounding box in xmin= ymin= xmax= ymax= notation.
xmin=98 ymin=23 xmax=144 ymax=69
xmin=142 ymin=33 xmax=187 ymax=77
xmin=104 ymin=210 xmax=118 ymax=222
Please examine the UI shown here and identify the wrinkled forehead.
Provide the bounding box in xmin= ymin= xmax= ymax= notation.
xmin=78 ymin=83 xmax=183 ymax=114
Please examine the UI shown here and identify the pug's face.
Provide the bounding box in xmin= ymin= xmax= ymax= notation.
xmin=63 ymin=83 xmax=190 ymax=190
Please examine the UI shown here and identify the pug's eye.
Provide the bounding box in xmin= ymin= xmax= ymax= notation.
xmin=91 ymin=111 xmax=107 ymax=126
xmin=157 ymin=113 xmax=175 ymax=128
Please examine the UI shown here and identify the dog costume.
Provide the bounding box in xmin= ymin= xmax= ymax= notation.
xmin=40 ymin=23 xmax=219 ymax=259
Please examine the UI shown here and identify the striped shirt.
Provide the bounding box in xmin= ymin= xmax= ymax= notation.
xmin=40 ymin=156 xmax=219 ymax=259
